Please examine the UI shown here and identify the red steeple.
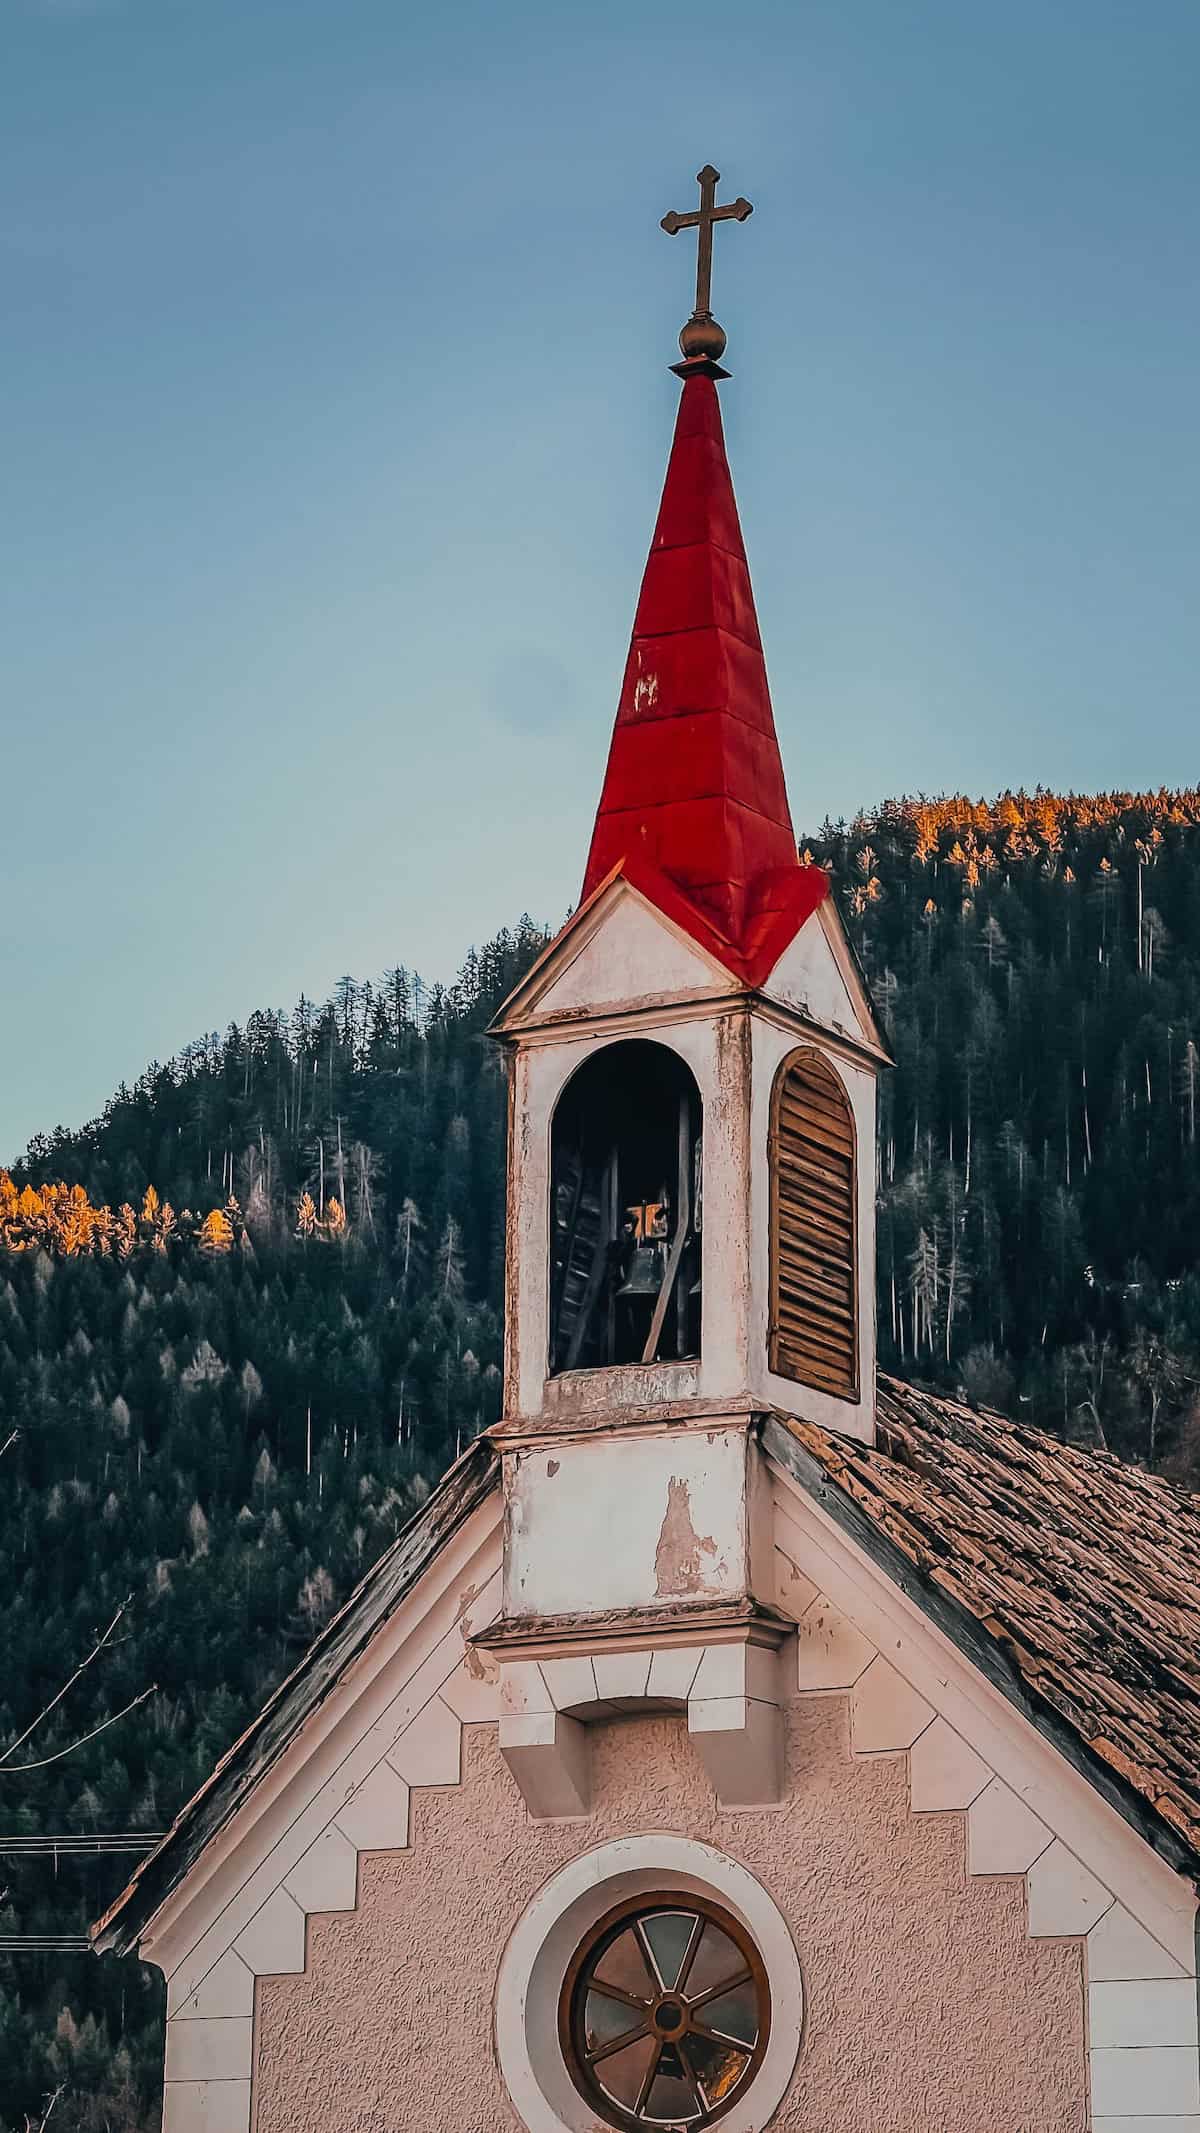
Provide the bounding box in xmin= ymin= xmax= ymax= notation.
xmin=581 ymin=368 xmax=827 ymax=986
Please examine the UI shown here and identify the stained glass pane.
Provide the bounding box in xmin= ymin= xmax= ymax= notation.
xmin=593 ymin=1925 xmax=655 ymax=2000
xmin=683 ymin=2030 xmax=748 ymax=2106
xmin=685 ymin=1921 xmax=744 ymax=1998
xmin=596 ymin=2033 xmax=657 ymax=2109
xmin=700 ymin=1982 xmax=758 ymax=2047
xmin=584 ymin=1990 xmax=643 ymax=2052
xmin=641 ymin=1909 xmax=697 ymax=1990
xmin=646 ymin=2066 xmax=699 ymax=2124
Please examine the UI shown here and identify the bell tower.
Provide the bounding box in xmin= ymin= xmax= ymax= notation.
xmin=479 ymin=169 xmax=890 ymax=1819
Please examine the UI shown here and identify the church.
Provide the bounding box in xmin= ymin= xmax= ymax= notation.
xmin=95 ymin=170 xmax=1200 ymax=2133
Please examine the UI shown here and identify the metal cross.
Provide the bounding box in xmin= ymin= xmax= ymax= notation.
xmin=661 ymin=164 xmax=753 ymax=325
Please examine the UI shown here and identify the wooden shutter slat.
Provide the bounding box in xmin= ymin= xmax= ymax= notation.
xmin=769 ymin=1336 xmax=853 ymax=1399
xmin=777 ymin=1277 xmax=854 ymax=1320
xmin=777 ymin=1098 xmax=853 ymax=1146
xmin=777 ymin=1256 xmax=854 ymax=1307
xmin=776 ymin=1280 xmax=855 ymax=1329
xmin=769 ymin=1049 xmax=858 ymax=1402
xmin=778 ymin=1173 xmax=852 ymax=1220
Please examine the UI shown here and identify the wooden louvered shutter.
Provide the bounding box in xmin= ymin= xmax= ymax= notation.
xmin=769 ymin=1049 xmax=858 ymax=1400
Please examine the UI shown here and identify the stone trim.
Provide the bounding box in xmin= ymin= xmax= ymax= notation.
xmin=494 ymin=1836 xmax=805 ymax=2133
xmin=157 ymin=1506 xmax=506 ymax=2133
xmin=161 ymin=1645 xmax=502 ymax=2133
xmin=494 ymin=1627 xmax=788 ymax=1816
xmin=790 ymin=1569 xmax=1200 ymax=2129
xmin=770 ymin=1462 xmax=1196 ymax=1965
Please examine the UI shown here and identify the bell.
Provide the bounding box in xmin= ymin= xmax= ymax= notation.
xmin=618 ymin=1242 xmax=665 ymax=1299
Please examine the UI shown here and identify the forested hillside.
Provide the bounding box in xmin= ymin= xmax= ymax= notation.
xmin=6 ymin=790 xmax=1200 ymax=2128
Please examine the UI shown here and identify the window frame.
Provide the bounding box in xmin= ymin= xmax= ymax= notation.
xmin=558 ymin=1890 xmax=771 ymax=2132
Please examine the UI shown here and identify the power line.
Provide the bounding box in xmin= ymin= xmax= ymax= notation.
xmin=0 ymin=1833 xmax=163 ymax=1858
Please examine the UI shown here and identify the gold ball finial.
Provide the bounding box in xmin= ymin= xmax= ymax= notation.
xmin=678 ymin=313 xmax=727 ymax=364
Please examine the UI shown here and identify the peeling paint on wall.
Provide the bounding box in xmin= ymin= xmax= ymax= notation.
xmin=654 ymin=1476 xmax=719 ymax=1597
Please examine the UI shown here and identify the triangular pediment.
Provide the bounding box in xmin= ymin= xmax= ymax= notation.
xmin=493 ymin=874 xmax=738 ymax=1032
xmin=760 ymin=895 xmax=888 ymax=1058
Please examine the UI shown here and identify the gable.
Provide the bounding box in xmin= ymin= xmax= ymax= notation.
xmin=761 ymin=897 xmax=884 ymax=1054
xmin=498 ymin=878 xmax=735 ymax=1029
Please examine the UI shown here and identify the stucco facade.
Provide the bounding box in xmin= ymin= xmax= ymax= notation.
xmin=254 ymin=1699 xmax=1087 ymax=2133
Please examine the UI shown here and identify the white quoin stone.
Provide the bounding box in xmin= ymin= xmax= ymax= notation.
xmin=162 ymin=2078 xmax=251 ymax=2133
xmin=492 ymin=879 xmax=883 ymax=1448
xmin=503 ymin=1426 xmax=765 ymax=1621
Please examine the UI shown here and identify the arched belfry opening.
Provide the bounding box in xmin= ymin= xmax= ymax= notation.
xmin=549 ymin=1040 xmax=702 ymax=1376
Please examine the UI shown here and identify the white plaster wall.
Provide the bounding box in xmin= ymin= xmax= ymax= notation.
xmin=764 ymin=903 xmax=867 ymax=1042
xmin=502 ymin=1426 xmax=755 ymax=1619
xmin=534 ymin=891 xmax=729 ymax=1017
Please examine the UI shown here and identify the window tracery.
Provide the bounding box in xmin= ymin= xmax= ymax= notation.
xmin=560 ymin=1894 xmax=769 ymax=2129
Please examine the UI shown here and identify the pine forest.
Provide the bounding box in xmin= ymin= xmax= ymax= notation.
xmin=6 ymin=789 xmax=1200 ymax=2126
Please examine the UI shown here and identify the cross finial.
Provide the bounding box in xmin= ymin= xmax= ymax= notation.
xmin=661 ymin=163 xmax=753 ymax=377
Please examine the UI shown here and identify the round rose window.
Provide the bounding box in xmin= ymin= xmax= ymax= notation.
xmin=559 ymin=1894 xmax=770 ymax=2130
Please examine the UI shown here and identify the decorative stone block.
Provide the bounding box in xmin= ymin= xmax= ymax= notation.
xmin=1090 ymin=2046 xmax=1200 ymax=2119
xmin=284 ymin=1824 xmax=358 ymax=1915
xmin=441 ymin=1656 xmax=502 ymax=1723
xmin=498 ymin=1660 xmax=553 ymax=1717
xmin=967 ymin=1778 xmax=1052 ymax=1876
xmin=499 ymin=1708 xmax=590 ymax=1818
xmin=908 ymin=1717 xmax=990 ymax=1812
xmin=165 ymin=2017 xmax=253 ymax=2084
xmin=691 ymin=1640 xmax=779 ymax=1706
xmin=1089 ymin=1979 xmax=1200 ymax=2049
xmin=592 ymin=1651 xmax=652 ymax=1703
xmin=232 ymin=1887 xmax=306 ymax=1979
xmin=387 ymin=1693 xmax=461 ymax=1787
xmin=162 ymin=2078 xmax=251 ymax=2133
xmin=691 ymin=1643 xmax=748 ymax=1702
xmin=1026 ymin=1839 xmax=1112 ymax=1937
xmin=772 ymin=1545 xmax=819 ymax=1619
xmin=794 ymin=1598 xmax=874 ymax=1692
xmin=334 ymin=1759 xmax=410 ymax=1853
xmin=1087 ymin=1902 xmax=1190 ymax=1982
xmin=646 ymin=1646 xmax=702 ymax=1702
xmin=170 ymin=1949 xmax=254 ymax=2022
xmin=688 ymin=1695 xmax=783 ymax=1807
xmin=850 ymin=1656 xmax=933 ymax=1754
xmin=540 ymin=1656 xmax=600 ymax=1711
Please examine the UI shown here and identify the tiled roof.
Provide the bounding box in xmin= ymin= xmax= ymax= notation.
xmin=767 ymin=1375 xmax=1200 ymax=1878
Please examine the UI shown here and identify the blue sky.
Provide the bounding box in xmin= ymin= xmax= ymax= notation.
xmin=2 ymin=0 xmax=1198 ymax=1160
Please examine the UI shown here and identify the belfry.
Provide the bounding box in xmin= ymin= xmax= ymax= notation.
xmin=97 ymin=170 xmax=1200 ymax=2133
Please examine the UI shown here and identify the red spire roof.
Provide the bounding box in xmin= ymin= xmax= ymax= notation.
xmin=582 ymin=370 xmax=826 ymax=986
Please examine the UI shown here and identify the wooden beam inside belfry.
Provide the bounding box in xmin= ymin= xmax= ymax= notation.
xmin=675 ymin=1091 xmax=691 ymax=1358
xmin=566 ymin=1147 xmax=616 ymax=1371
xmin=642 ymin=1098 xmax=691 ymax=1366
xmin=550 ymin=1147 xmax=585 ymax=1336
